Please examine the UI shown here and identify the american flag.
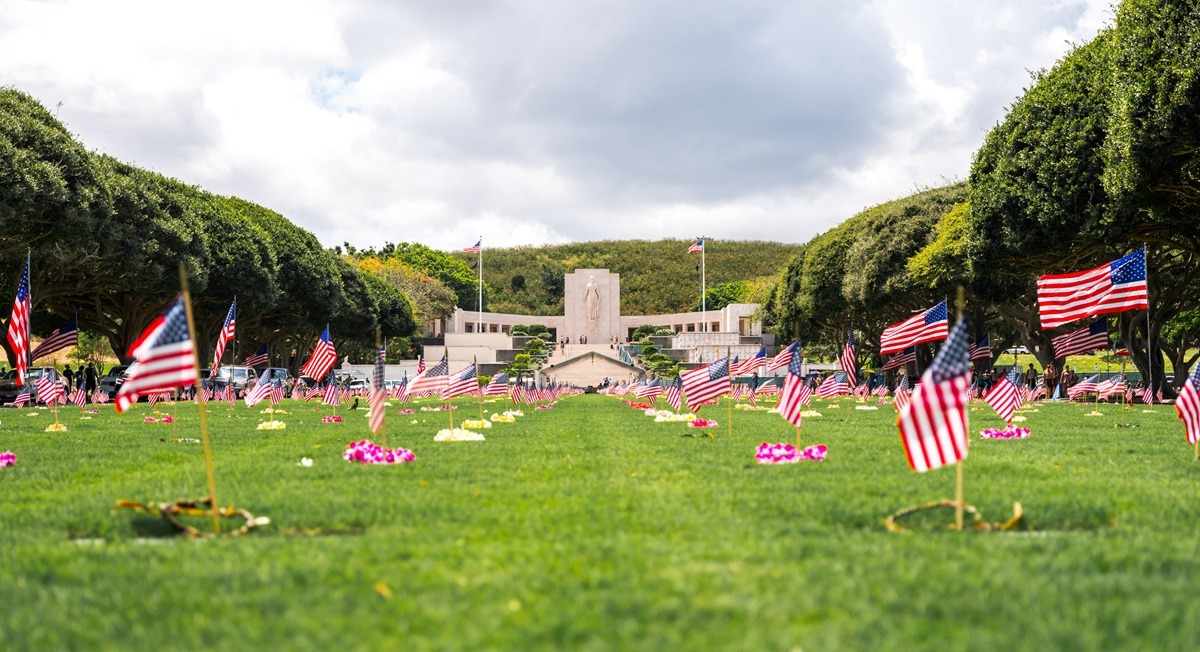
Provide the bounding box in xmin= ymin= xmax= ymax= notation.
xmin=736 ymin=346 xmax=767 ymax=375
xmin=408 ymin=356 xmax=449 ymax=396
xmin=210 ymin=299 xmax=236 ymax=376
xmin=880 ymin=300 xmax=949 ymax=355
xmin=12 ymin=386 xmax=30 ymax=408
xmin=1142 ymin=384 xmax=1156 ymax=405
xmin=681 ymin=358 xmax=730 ymax=412
xmin=35 ymin=374 xmax=62 ymax=405
xmin=299 ymin=327 xmax=337 ymax=380
xmin=666 ymin=376 xmax=683 ymax=411
xmin=730 ymin=384 xmax=744 ymax=402
xmin=883 ymin=347 xmax=917 ymax=371
xmin=269 ymin=382 xmax=284 ymax=405
xmin=766 ymin=341 xmax=799 ymax=372
xmin=70 ymin=387 xmax=87 ymax=408
xmin=1050 ymin=320 xmax=1108 ymax=359
xmin=635 ymin=378 xmax=662 ymax=400
xmin=852 ymin=382 xmax=870 ymax=400
xmin=1175 ymin=362 xmax=1200 ymax=445
xmin=512 ymin=382 xmax=530 ymax=405
xmin=897 ymin=316 xmax=970 ymax=473
xmin=1032 ymin=377 xmax=1048 ymax=401
xmin=688 ymin=238 xmax=704 ymax=253
xmin=968 ymin=333 xmax=991 ymax=362
xmin=30 ymin=314 xmax=78 ymax=362
xmin=893 ymin=374 xmax=912 ymax=412
xmin=778 ymin=355 xmax=810 ymax=427
xmin=115 ymin=298 xmax=197 ymax=413
xmin=198 ymin=385 xmax=212 ymax=404
xmin=1068 ymin=375 xmax=1100 ymax=400
xmin=416 ymin=356 xmax=426 ymax=374
xmin=1098 ymin=374 xmax=1127 ymax=402
xmin=243 ymin=344 xmax=269 ymax=367
xmin=442 ymin=364 xmax=478 ymax=399
xmin=223 ymin=384 xmax=237 ymax=405
xmin=484 ymin=372 xmax=509 ymax=397
xmin=7 ymin=260 xmax=30 ymax=387
xmin=323 ymin=381 xmax=342 ymax=407
xmin=1037 ymin=249 xmax=1147 ymax=330
xmin=244 ymin=370 xmax=272 ymax=407
xmin=840 ymin=332 xmax=857 ymax=386
xmin=462 ymin=239 xmax=482 ymax=254
xmin=369 ymin=346 xmax=387 ymax=435
xmin=396 ymin=376 xmax=411 ymax=403
xmin=147 ymin=391 xmax=159 ymax=408
xmin=984 ymin=366 xmax=1024 ymax=422
xmin=872 ymin=384 xmax=889 ymax=397
xmin=756 ymin=378 xmax=780 ymax=395
xmin=817 ymin=373 xmax=850 ymax=399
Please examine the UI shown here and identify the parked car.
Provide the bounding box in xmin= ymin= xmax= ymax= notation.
xmin=0 ymin=367 xmax=62 ymax=404
xmin=97 ymin=364 xmax=130 ymax=400
xmin=211 ymin=365 xmax=256 ymax=394
xmin=263 ymin=367 xmax=292 ymax=385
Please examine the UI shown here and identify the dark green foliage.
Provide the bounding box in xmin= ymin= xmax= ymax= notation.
xmin=474 ymin=240 xmax=800 ymax=316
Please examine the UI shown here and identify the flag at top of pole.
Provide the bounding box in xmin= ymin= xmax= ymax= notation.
xmin=1036 ymin=249 xmax=1147 ymax=330
xmin=688 ymin=239 xmax=704 ymax=253
xmin=209 ymin=298 xmax=236 ymax=376
xmin=897 ymin=315 xmax=971 ymax=473
xmin=462 ymin=239 xmax=482 ymax=254
xmin=299 ymin=326 xmax=337 ymax=381
xmin=7 ymin=259 xmax=30 ymax=387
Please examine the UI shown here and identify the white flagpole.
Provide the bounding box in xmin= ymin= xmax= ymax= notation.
xmin=701 ymin=238 xmax=707 ymax=332
xmin=1145 ymin=248 xmax=1153 ymax=401
xmin=477 ymin=236 xmax=483 ymax=334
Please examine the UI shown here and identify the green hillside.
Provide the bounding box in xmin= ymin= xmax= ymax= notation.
xmin=466 ymin=239 xmax=800 ymax=316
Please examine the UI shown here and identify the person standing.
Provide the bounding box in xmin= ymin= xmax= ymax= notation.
xmin=1025 ymin=363 xmax=1038 ymax=390
xmin=85 ymin=364 xmax=98 ymax=396
xmin=62 ymin=365 xmax=74 ymax=393
xmin=76 ymin=364 xmax=87 ymax=393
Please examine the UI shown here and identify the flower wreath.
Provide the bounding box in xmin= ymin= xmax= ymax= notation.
xmin=116 ymin=498 xmax=269 ymax=538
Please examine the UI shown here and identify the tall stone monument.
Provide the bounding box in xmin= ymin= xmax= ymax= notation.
xmin=564 ymin=269 xmax=620 ymax=343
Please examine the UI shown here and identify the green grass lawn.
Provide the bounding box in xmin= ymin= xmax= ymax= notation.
xmin=2 ymin=394 xmax=1199 ymax=651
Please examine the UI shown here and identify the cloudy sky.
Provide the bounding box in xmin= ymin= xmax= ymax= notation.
xmin=2 ymin=0 xmax=1110 ymax=251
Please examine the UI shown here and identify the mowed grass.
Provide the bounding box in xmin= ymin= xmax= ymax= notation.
xmin=2 ymin=395 xmax=1200 ymax=651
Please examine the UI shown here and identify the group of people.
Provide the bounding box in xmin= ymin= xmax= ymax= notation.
xmin=60 ymin=364 xmax=99 ymax=394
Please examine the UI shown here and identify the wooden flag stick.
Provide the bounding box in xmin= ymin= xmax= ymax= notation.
xmin=727 ymin=347 xmax=733 ymax=439
xmin=179 ymin=264 xmax=221 ymax=534
xmin=955 ymin=286 xmax=967 ymax=532
xmin=795 ymin=424 xmax=801 ymax=448
xmin=476 ymin=356 xmax=484 ymax=422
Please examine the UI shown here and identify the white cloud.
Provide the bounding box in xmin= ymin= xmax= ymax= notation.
xmin=0 ymin=0 xmax=1113 ymax=250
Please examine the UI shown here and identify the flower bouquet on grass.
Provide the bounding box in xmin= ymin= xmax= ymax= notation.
xmin=343 ymin=440 xmax=415 ymax=465
xmin=0 ymin=451 xmax=15 ymax=468
xmin=322 ymin=415 xmax=343 ymax=423
xmin=536 ymin=404 xmax=554 ymax=410
xmin=654 ymin=412 xmax=695 ymax=423
xmin=434 ymin=428 xmax=486 ymax=442
xmin=628 ymin=402 xmax=653 ymax=410
xmin=854 ymin=405 xmax=878 ymax=411
xmin=980 ymin=425 xmax=1030 ymax=439
xmin=461 ymin=419 xmax=492 ymax=429
xmin=256 ymin=421 xmax=286 ymax=430
xmin=687 ymin=418 xmax=719 ymax=428
xmin=398 ymin=409 xmax=415 ymax=415
xmin=45 ymin=423 xmax=67 ymax=432
xmin=755 ymin=442 xmax=827 ymax=464
xmin=799 ymin=410 xmax=823 ymax=418
xmin=502 ymin=410 xmax=524 ymax=418
xmin=734 ymin=404 xmax=770 ymax=411
xmin=490 ymin=413 xmax=516 ymax=423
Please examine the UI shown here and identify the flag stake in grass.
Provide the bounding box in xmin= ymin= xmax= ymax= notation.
xmin=727 ymin=347 xmax=733 ymax=439
xmin=376 ymin=328 xmax=387 ymax=448
xmin=954 ymin=286 xmax=966 ymax=531
xmin=476 ymin=355 xmax=484 ymax=423
xmin=179 ymin=263 xmax=221 ymax=534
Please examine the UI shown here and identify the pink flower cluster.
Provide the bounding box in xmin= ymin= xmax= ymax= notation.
xmin=688 ymin=419 xmax=719 ymax=428
xmin=322 ymin=415 xmax=343 ymax=423
xmin=627 ymin=402 xmax=653 ymax=410
xmin=980 ymin=425 xmax=1031 ymax=439
xmin=143 ymin=415 xmax=173 ymax=423
xmin=342 ymin=440 xmax=416 ymax=465
xmin=755 ymin=442 xmax=828 ymax=464
xmin=536 ymin=404 xmax=554 ymax=410
xmin=398 ymin=409 xmax=415 ymax=414
xmin=0 ymin=451 xmax=15 ymax=468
